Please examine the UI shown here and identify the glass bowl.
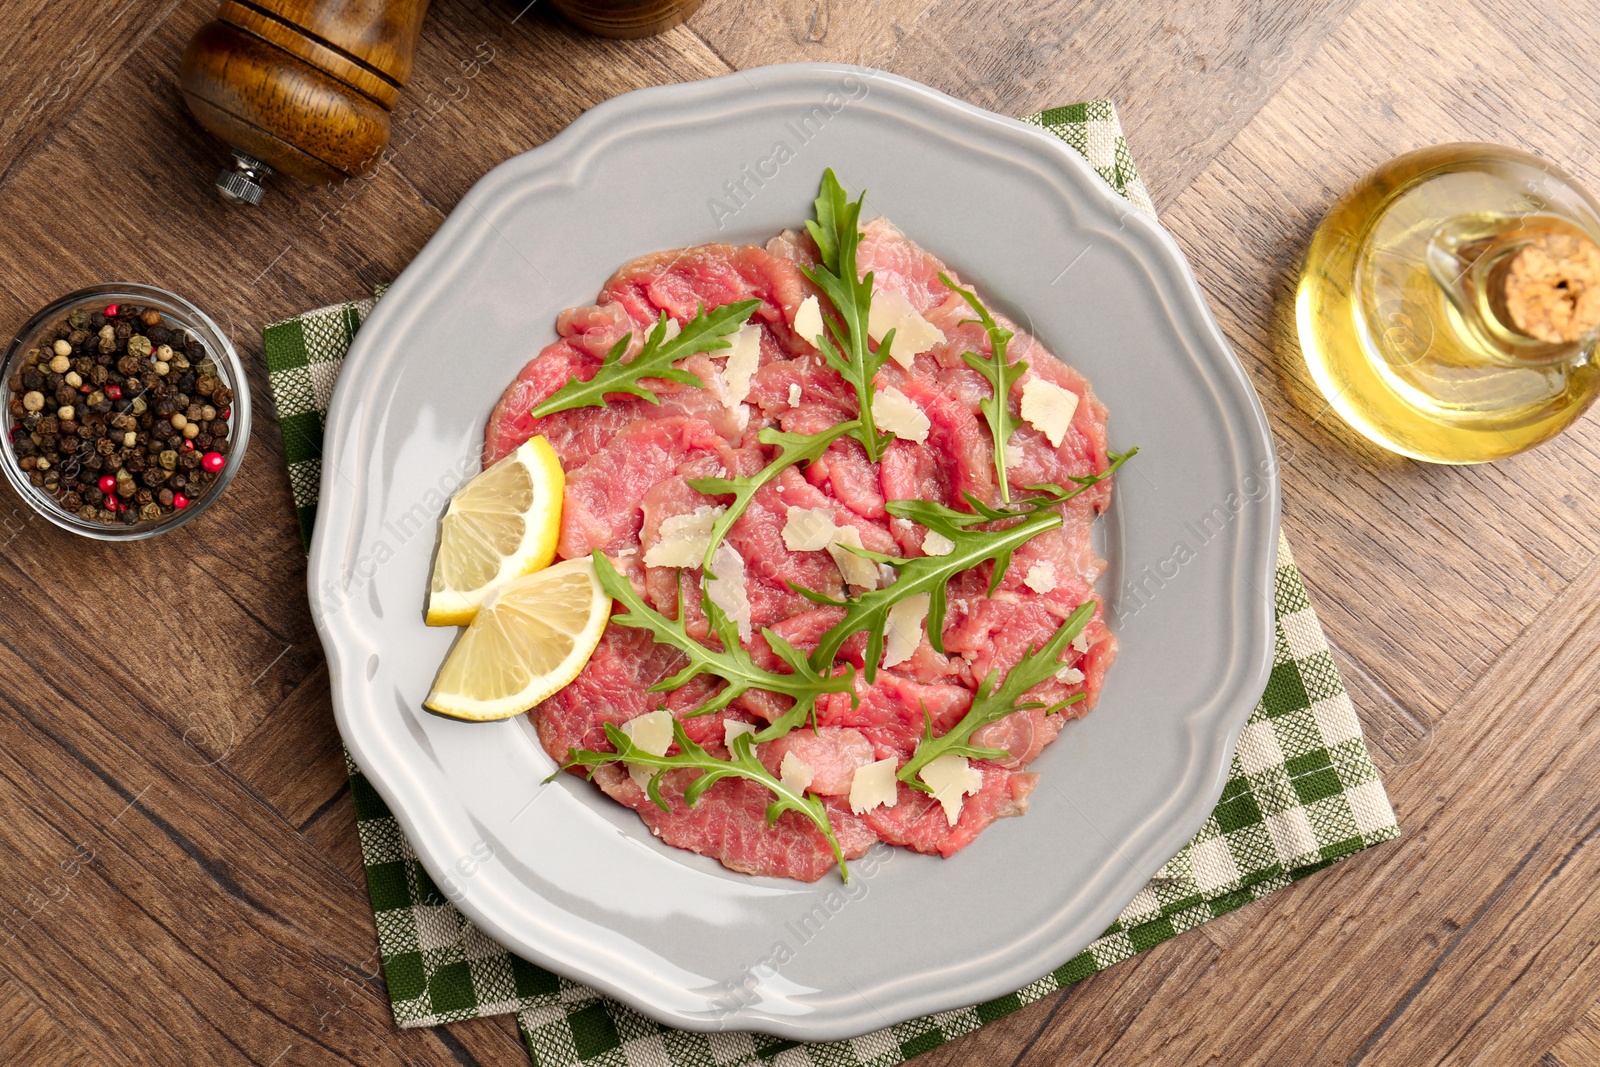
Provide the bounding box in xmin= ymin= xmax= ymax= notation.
xmin=0 ymin=283 xmax=251 ymax=540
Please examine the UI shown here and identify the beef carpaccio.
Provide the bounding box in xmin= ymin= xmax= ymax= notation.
xmin=488 ymin=218 xmax=1118 ymax=882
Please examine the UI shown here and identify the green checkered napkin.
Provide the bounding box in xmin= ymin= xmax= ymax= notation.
xmin=264 ymin=99 xmax=1400 ymax=1066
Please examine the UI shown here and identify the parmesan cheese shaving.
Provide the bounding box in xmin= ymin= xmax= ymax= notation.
xmin=661 ymin=318 xmax=682 ymax=342
xmin=784 ymin=506 xmax=881 ymax=590
xmin=707 ymin=542 xmax=753 ymax=642
xmin=867 ymin=289 xmax=946 ymax=368
xmin=1020 ymin=377 xmax=1081 ymax=448
xmin=921 ymin=530 xmax=955 ymax=556
xmin=883 ymin=592 xmax=930 ymax=668
xmin=872 ymin=386 xmax=930 ymax=444
xmin=827 ymin=525 xmax=879 ymax=592
xmin=1024 ymin=563 xmax=1057 ymax=593
xmin=723 ymin=720 xmax=756 ymax=747
xmin=622 ymin=709 xmax=674 ymax=790
xmin=1055 ymin=665 xmax=1085 ymax=684
xmin=849 ymin=757 xmax=899 ymax=815
xmin=1071 ymin=630 xmax=1091 ymax=654
xmin=779 ymin=751 xmax=815 ymax=793
xmin=919 ymin=753 xmax=984 ymax=826
xmin=788 ymin=383 xmax=802 ymax=407
xmin=621 ymin=709 xmax=673 ymax=755
xmin=720 ymin=324 xmax=762 ymax=406
xmin=794 ymin=295 xmax=824 ymax=348
xmin=782 ymin=506 xmax=839 ymax=552
xmin=642 ymin=506 xmax=727 ymax=568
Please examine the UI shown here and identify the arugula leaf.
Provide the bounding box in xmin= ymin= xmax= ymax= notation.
xmin=805 ymin=451 xmax=1132 ymax=682
xmin=530 ymin=299 xmax=762 ymax=418
xmin=806 ymin=503 xmax=1062 ymax=682
xmin=561 ymin=718 xmax=849 ymax=880
xmin=897 ymin=602 xmax=1095 ymax=790
xmin=686 ymin=420 xmax=861 ymax=571
xmin=591 ymin=551 xmax=853 ymax=720
xmin=940 ymin=273 xmax=1026 ymax=503
xmin=800 ymin=170 xmax=890 ymax=461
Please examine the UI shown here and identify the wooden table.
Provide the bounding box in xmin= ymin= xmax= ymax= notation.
xmin=0 ymin=0 xmax=1596 ymax=1063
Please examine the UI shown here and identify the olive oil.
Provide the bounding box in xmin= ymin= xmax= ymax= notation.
xmin=1296 ymin=143 xmax=1600 ymax=463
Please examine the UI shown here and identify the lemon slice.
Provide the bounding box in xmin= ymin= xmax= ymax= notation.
xmin=424 ymin=556 xmax=612 ymax=721
xmin=426 ymin=436 xmax=565 ymax=626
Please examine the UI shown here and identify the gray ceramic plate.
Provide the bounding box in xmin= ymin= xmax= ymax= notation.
xmin=309 ymin=64 xmax=1278 ymax=1041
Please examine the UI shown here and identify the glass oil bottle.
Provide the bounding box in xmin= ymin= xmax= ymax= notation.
xmin=1296 ymin=143 xmax=1600 ymax=463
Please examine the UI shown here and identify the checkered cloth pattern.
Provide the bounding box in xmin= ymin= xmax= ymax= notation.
xmin=262 ymin=99 xmax=1399 ymax=1066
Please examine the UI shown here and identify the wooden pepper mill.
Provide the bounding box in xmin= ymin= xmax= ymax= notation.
xmin=180 ymin=0 xmax=433 ymax=205
xmin=548 ymin=0 xmax=705 ymax=38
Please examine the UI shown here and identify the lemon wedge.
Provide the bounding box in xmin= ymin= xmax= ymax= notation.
xmin=426 ymin=436 xmax=564 ymax=626
xmin=424 ymin=556 xmax=612 ymax=721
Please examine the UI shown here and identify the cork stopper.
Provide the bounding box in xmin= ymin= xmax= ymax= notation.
xmin=1496 ymin=231 xmax=1600 ymax=343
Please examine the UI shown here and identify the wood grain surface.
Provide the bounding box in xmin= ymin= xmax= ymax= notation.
xmin=0 ymin=0 xmax=1594 ymax=1063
